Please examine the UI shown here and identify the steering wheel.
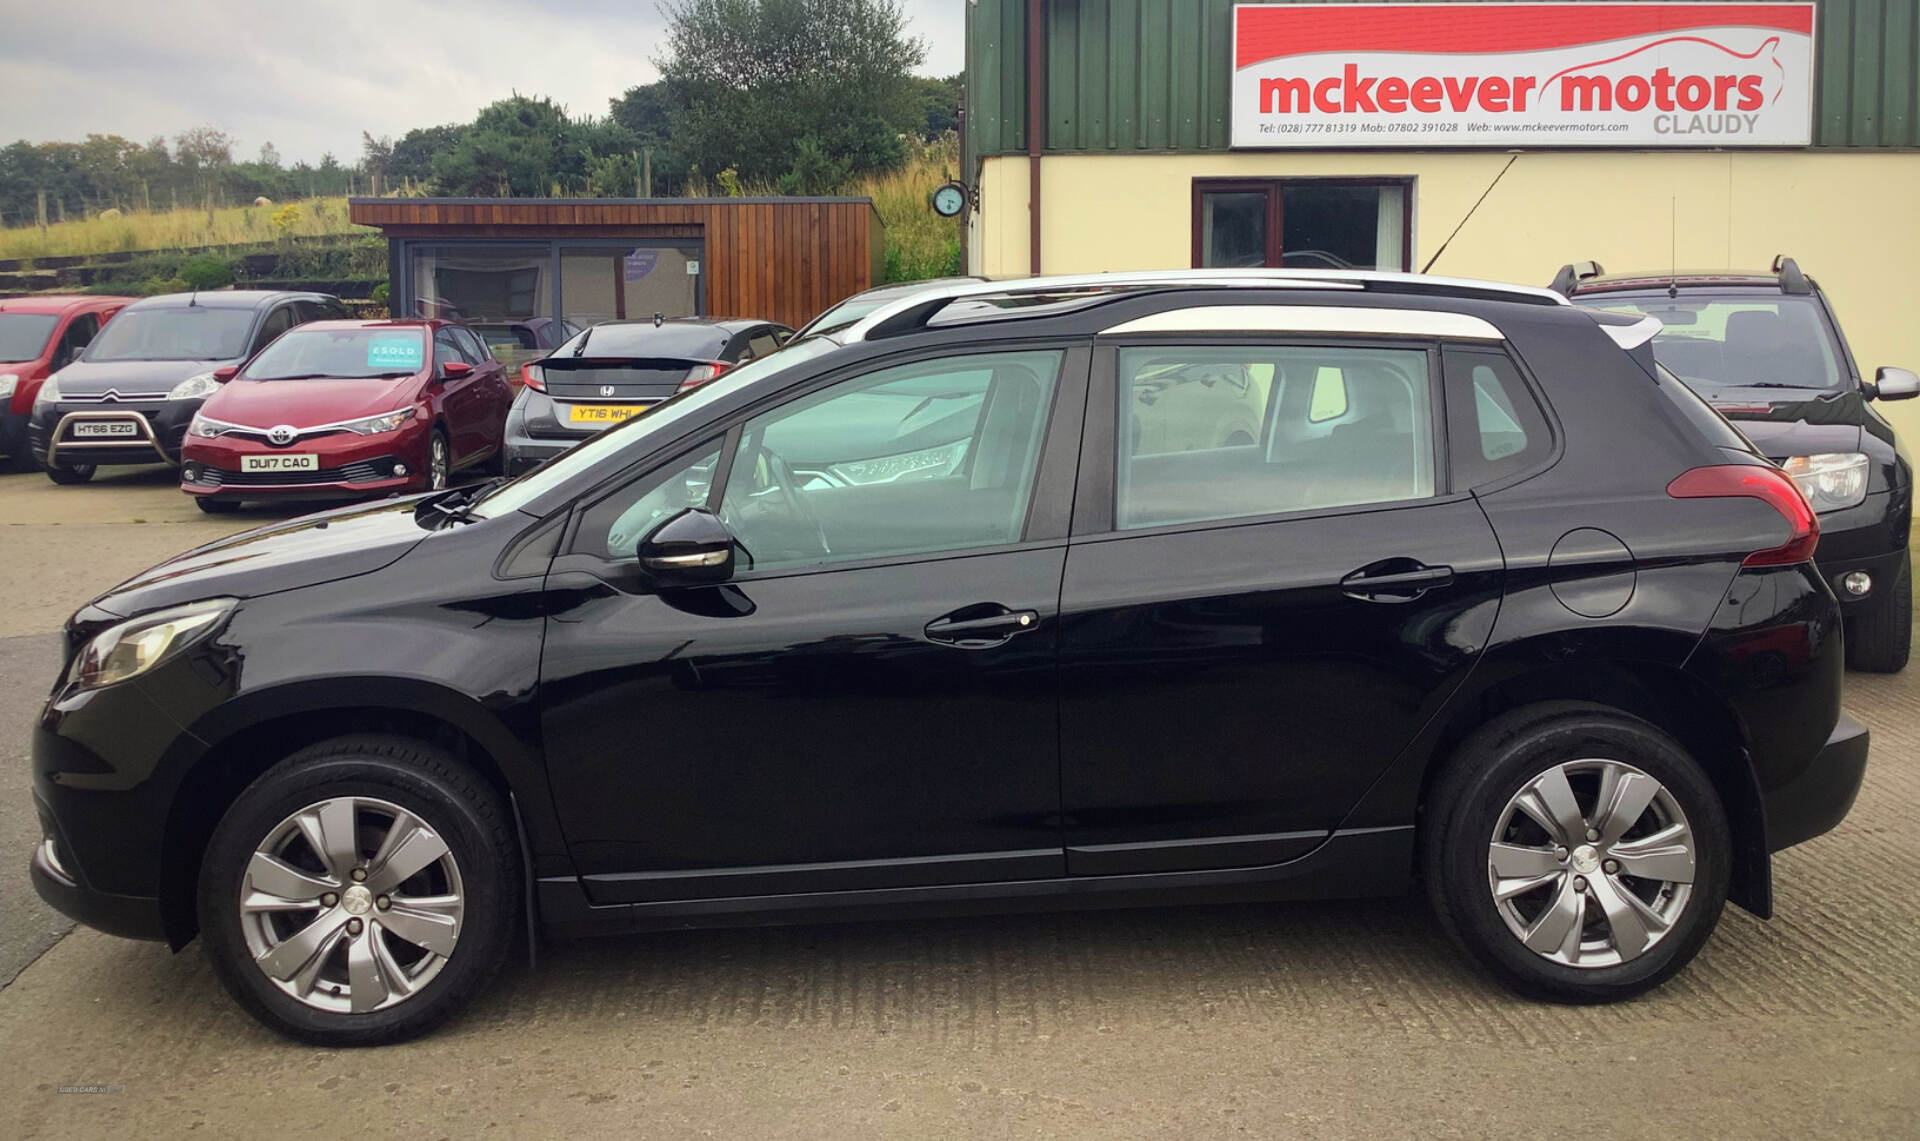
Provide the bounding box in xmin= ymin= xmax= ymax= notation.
xmin=751 ymin=446 xmax=831 ymax=560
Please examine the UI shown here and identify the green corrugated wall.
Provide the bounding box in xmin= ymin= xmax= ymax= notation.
xmin=965 ymin=0 xmax=1920 ymax=157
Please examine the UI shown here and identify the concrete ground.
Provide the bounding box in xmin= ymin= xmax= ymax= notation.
xmin=1 ymin=464 xmax=1916 ymax=1139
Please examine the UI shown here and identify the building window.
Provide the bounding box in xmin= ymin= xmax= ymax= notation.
xmin=408 ymin=245 xmax=550 ymax=322
xmin=1193 ymin=180 xmax=1411 ymax=271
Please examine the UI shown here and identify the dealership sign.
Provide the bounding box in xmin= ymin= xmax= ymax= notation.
xmin=1231 ymin=3 xmax=1815 ymax=147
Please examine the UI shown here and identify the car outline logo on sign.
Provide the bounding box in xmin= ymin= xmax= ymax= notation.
xmin=267 ymin=425 xmax=298 ymax=446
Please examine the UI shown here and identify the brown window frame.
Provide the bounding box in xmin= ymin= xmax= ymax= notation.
xmin=1191 ymin=177 xmax=1415 ymax=271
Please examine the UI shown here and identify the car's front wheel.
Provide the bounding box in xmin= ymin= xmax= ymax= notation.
xmin=197 ymin=736 xmax=519 ymax=1045
xmin=45 ymin=462 xmax=96 ymax=485
xmin=1423 ymin=703 xmax=1730 ymax=1003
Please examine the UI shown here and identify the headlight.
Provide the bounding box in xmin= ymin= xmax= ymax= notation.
xmin=168 ymin=372 xmax=221 ymax=401
xmin=335 ymin=408 xmax=416 ymax=436
xmin=0 ymin=373 xmax=17 ymax=400
xmin=828 ymin=438 xmax=970 ymax=486
xmin=189 ymin=414 xmax=241 ymax=439
xmin=62 ymin=598 xmax=235 ymax=694
xmin=33 ymin=374 xmax=60 ymax=407
xmin=1782 ymin=452 xmax=1870 ymax=513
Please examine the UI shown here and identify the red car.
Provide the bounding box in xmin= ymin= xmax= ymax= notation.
xmin=179 ymin=318 xmax=512 ymax=513
xmin=0 ymin=294 xmax=135 ymax=471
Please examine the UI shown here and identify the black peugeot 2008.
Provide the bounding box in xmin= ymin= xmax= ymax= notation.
xmin=31 ymin=271 xmax=1869 ymax=1045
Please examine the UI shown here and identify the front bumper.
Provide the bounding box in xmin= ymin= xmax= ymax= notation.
xmin=29 ymin=399 xmax=195 ymax=467
xmin=1811 ymin=490 xmax=1911 ymax=609
xmin=30 ymin=825 xmax=166 ymax=941
xmin=1763 ymin=711 xmax=1870 ymax=852
xmin=181 ymin=422 xmax=428 ymax=501
xmin=0 ymin=408 xmax=26 ymax=459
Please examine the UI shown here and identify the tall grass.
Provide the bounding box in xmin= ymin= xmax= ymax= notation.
xmin=0 ymin=197 xmax=366 ymax=261
xmin=851 ymin=138 xmax=965 ymax=283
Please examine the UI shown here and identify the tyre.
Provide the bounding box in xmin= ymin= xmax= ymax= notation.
xmin=197 ymin=736 xmax=520 ymax=1046
xmin=428 ymin=429 xmax=451 ymax=490
xmin=1844 ymin=553 xmax=1911 ymax=673
xmin=46 ymin=462 xmax=96 ymax=485
xmin=194 ymin=497 xmax=241 ymax=515
xmin=1423 ymin=703 xmax=1730 ymax=1003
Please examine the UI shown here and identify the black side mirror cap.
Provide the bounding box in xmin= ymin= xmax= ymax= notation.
xmin=1870 ymin=366 xmax=1920 ymax=401
xmin=636 ymin=507 xmax=736 ymax=588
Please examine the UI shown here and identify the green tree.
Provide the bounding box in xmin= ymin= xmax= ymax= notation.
xmin=657 ymin=0 xmax=926 ymax=185
xmin=914 ymin=74 xmax=962 ymax=140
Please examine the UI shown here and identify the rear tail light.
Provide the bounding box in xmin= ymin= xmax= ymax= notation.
xmin=676 ymin=360 xmax=733 ymax=394
xmin=520 ymin=363 xmax=546 ymax=393
xmin=1666 ymin=464 xmax=1820 ymax=566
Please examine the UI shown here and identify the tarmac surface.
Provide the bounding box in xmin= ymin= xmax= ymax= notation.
xmin=0 ymin=464 xmax=1915 ymax=1138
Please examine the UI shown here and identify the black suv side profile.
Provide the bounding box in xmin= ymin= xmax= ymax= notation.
xmin=1556 ymin=257 xmax=1917 ymax=671
xmin=30 ymin=271 xmax=1868 ymax=1045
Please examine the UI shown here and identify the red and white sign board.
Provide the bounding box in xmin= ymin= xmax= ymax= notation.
xmin=1231 ymin=3 xmax=1815 ymax=147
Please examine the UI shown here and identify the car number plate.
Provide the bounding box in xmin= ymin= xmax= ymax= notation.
xmin=568 ymin=404 xmax=647 ymax=425
xmin=71 ymin=420 xmax=139 ymax=438
xmin=242 ymin=454 xmax=319 ymax=473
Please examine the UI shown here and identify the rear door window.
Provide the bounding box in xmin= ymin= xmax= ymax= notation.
xmin=1115 ymin=344 xmax=1435 ymax=530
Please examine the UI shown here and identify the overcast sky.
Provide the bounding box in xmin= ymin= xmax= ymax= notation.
xmin=0 ymin=0 xmax=966 ymax=165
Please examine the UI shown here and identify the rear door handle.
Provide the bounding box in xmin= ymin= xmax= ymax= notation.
xmin=1340 ymin=562 xmax=1455 ymax=601
xmin=925 ymin=605 xmax=1041 ymax=646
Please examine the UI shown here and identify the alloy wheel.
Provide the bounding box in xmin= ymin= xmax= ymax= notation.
xmin=238 ymin=796 xmax=465 ymax=1014
xmin=1487 ymin=759 xmax=1695 ymax=968
xmin=429 ymin=435 xmax=450 ymax=490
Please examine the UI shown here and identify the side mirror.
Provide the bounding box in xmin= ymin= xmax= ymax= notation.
xmin=636 ymin=508 xmax=736 ymax=587
xmin=441 ymin=361 xmax=475 ymax=381
xmin=212 ymin=365 xmax=239 ymax=383
xmin=1870 ymin=366 xmax=1919 ymax=401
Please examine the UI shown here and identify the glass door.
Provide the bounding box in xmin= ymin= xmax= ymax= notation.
xmin=560 ymin=244 xmax=701 ymax=330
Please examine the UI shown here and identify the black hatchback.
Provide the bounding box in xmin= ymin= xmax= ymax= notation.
xmin=30 ymin=271 xmax=1869 ymax=1045
xmin=503 ymin=317 xmax=792 ymax=474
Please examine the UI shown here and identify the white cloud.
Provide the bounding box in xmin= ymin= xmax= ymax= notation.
xmin=0 ymin=0 xmax=965 ymax=164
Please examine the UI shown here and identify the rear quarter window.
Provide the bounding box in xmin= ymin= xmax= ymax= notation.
xmin=1442 ymin=348 xmax=1553 ymax=488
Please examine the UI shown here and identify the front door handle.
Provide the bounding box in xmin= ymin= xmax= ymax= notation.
xmin=1340 ymin=561 xmax=1455 ymax=602
xmin=925 ymin=605 xmax=1041 ymax=647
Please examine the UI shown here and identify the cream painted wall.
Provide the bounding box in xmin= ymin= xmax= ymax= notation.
xmin=974 ymin=150 xmax=1920 ymax=439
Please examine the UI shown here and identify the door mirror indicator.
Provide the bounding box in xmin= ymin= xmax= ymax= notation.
xmin=212 ymin=365 xmax=239 ymax=383
xmin=1871 ymin=366 xmax=1919 ymax=401
xmin=636 ymin=508 xmax=736 ymax=587
xmin=441 ymin=361 xmax=475 ymax=381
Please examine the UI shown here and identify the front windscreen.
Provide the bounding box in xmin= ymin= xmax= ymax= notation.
xmin=84 ymin=307 xmax=255 ymax=362
xmin=244 ymin=328 xmax=426 ymax=380
xmin=468 ymin=337 xmax=842 ymax=519
xmin=1579 ymin=295 xmax=1847 ymax=393
xmin=0 ymin=313 xmax=59 ymax=362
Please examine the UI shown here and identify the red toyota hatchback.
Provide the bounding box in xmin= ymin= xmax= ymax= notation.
xmin=180 ymin=319 xmax=512 ymax=512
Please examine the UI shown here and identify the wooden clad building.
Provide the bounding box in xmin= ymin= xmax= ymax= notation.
xmin=348 ymin=197 xmax=884 ymax=333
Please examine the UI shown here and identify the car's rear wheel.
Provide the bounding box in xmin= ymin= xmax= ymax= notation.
xmin=1423 ymin=703 xmax=1729 ymax=1003
xmin=197 ymin=736 xmax=519 ymax=1046
xmin=1844 ymin=553 xmax=1911 ymax=673
xmin=46 ymin=462 xmax=96 ymax=485
xmin=194 ymin=497 xmax=240 ymax=515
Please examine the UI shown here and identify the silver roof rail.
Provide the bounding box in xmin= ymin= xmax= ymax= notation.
xmin=840 ymin=268 xmax=1570 ymax=343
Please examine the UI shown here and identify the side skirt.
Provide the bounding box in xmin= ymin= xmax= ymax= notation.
xmin=535 ymin=825 xmax=1415 ymax=939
